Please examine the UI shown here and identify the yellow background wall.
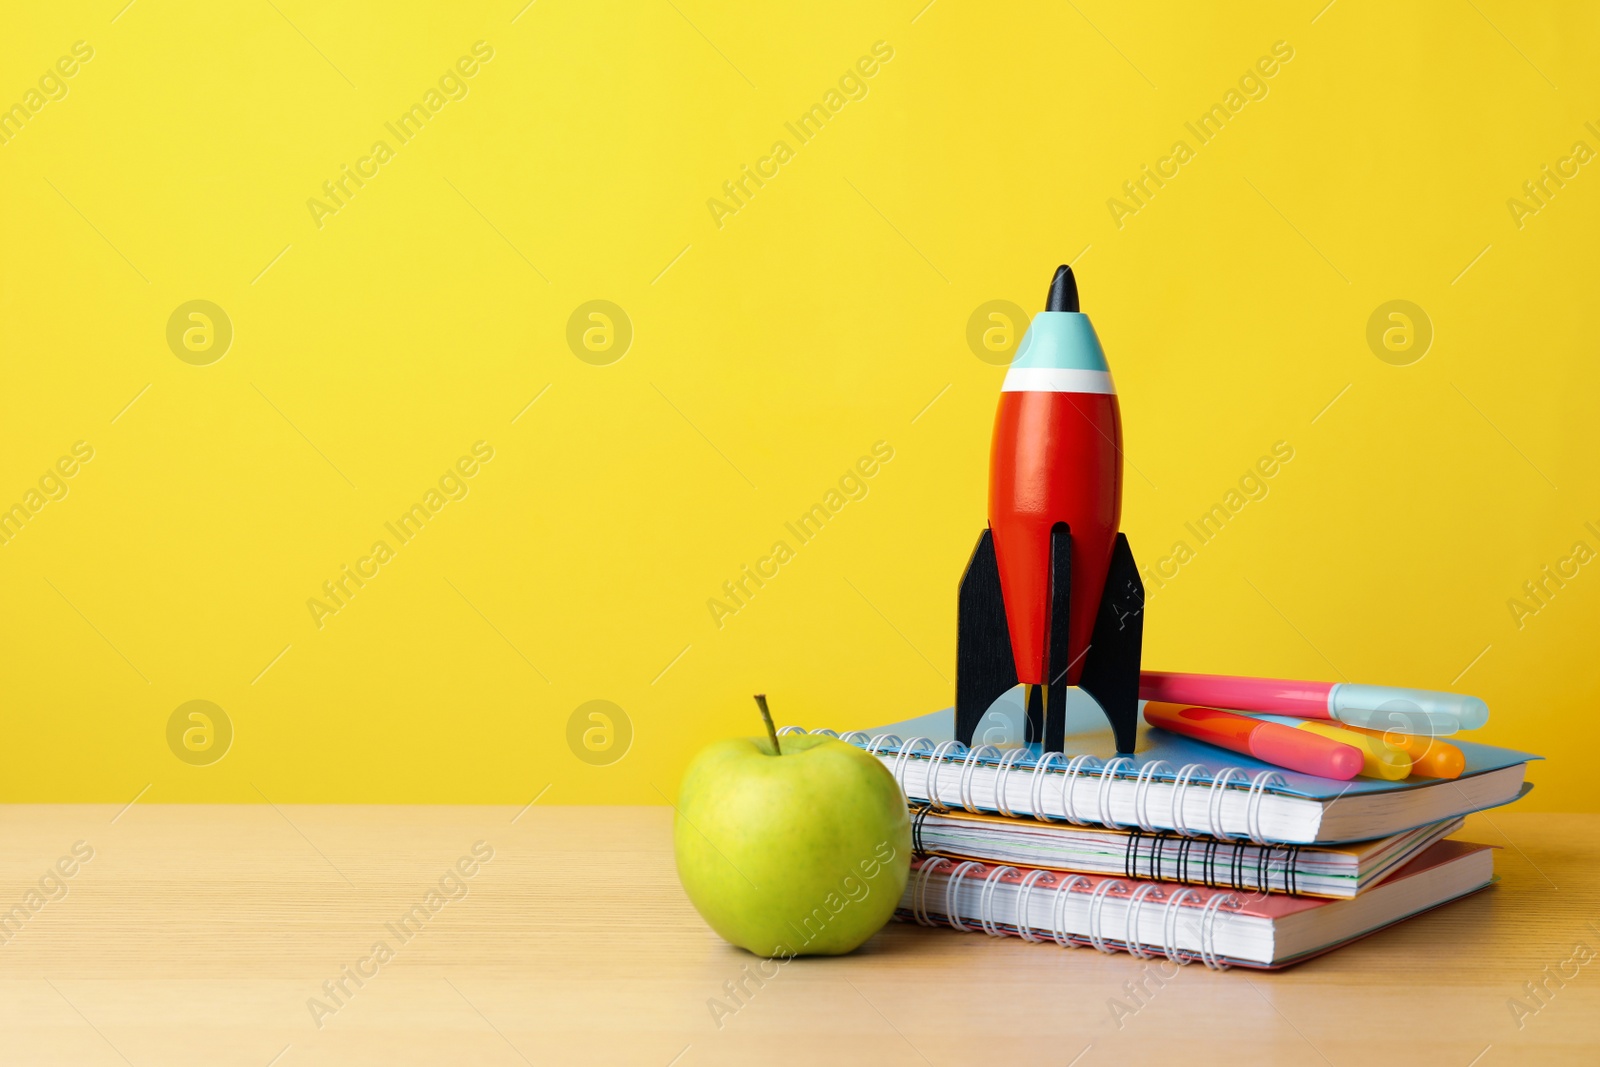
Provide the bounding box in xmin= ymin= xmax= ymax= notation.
xmin=2 ymin=2 xmax=1594 ymax=808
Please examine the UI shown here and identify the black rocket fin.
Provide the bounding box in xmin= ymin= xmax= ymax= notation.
xmin=955 ymin=528 xmax=1019 ymax=747
xmin=1076 ymin=533 xmax=1145 ymax=754
xmin=1039 ymin=522 xmax=1073 ymax=753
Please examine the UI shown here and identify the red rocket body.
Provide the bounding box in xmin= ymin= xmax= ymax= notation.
xmin=989 ymin=390 xmax=1123 ymax=687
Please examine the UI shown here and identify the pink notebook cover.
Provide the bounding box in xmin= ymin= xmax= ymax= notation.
xmin=902 ymin=839 xmax=1495 ymax=969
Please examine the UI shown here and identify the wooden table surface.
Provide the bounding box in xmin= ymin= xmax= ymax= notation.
xmin=1 ymin=805 xmax=1596 ymax=1066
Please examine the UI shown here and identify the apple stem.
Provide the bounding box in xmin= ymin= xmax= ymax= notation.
xmin=754 ymin=694 xmax=781 ymax=755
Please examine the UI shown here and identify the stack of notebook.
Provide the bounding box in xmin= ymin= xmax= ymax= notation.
xmin=781 ymin=698 xmax=1537 ymax=970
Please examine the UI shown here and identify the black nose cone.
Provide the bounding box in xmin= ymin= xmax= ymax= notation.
xmin=1045 ymin=264 xmax=1079 ymax=313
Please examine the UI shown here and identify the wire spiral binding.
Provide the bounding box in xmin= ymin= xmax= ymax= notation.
xmin=1028 ymin=751 xmax=1065 ymax=823
xmin=1122 ymin=828 xmax=1305 ymax=895
xmin=1161 ymin=887 xmax=1202 ymax=964
xmin=993 ymin=748 xmax=1031 ymax=818
xmin=1131 ymin=759 xmax=1173 ymax=833
xmin=943 ymin=860 xmax=984 ymax=932
xmin=1060 ymin=754 xmax=1102 ymax=825
xmin=1124 ymin=827 xmax=1156 ymax=880
xmin=866 ymin=733 xmax=902 ymax=757
xmin=782 ymin=726 xmax=1297 ymax=842
xmin=1096 ymin=756 xmax=1136 ymax=829
xmin=959 ymin=744 xmax=1000 ymax=812
xmin=911 ymin=856 xmax=950 ymax=926
xmin=1085 ymin=878 xmax=1129 ymax=953
xmin=909 ymin=803 xmax=932 ymax=856
xmin=1083 ymin=874 xmax=1237 ymax=966
xmin=893 ymin=736 xmax=935 ymax=793
xmin=1198 ymin=891 xmax=1241 ymax=969
xmin=1050 ymin=873 xmax=1093 ymax=947
xmin=1123 ymin=882 xmax=1166 ymax=959
xmin=1014 ymin=868 xmax=1056 ymax=942
xmin=978 ymin=865 xmax=1018 ymax=937
xmin=1205 ymin=767 xmax=1245 ymax=839
xmin=910 ymin=860 xmax=1239 ymax=967
xmin=925 ymin=739 xmax=967 ymax=810
xmin=1168 ymin=762 xmax=1206 ymax=836
xmin=1246 ymin=770 xmax=1289 ymax=845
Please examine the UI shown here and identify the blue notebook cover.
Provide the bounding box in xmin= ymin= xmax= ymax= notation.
xmin=863 ymin=692 xmax=1539 ymax=800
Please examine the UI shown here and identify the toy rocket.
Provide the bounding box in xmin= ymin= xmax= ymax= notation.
xmin=956 ymin=265 xmax=1145 ymax=754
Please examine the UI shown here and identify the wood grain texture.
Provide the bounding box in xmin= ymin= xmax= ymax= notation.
xmin=1 ymin=806 xmax=1597 ymax=1066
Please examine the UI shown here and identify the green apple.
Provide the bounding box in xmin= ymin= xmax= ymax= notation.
xmin=674 ymin=712 xmax=910 ymax=958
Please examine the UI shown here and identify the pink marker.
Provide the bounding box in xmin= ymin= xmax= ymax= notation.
xmin=1143 ymin=702 xmax=1364 ymax=780
xmin=1139 ymin=671 xmax=1487 ymax=734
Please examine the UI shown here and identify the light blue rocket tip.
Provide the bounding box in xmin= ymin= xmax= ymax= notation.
xmin=1011 ymin=311 xmax=1108 ymax=371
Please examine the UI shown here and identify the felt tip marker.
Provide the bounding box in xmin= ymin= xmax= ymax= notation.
xmin=1143 ymin=701 xmax=1364 ymax=781
xmin=1139 ymin=671 xmax=1487 ymax=734
xmin=1257 ymin=718 xmax=1413 ymax=781
xmin=1346 ymin=726 xmax=1466 ymax=779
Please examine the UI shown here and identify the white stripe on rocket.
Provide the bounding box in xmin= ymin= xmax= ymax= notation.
xmin=1000 ymin=368 xmax=1116 ymax=394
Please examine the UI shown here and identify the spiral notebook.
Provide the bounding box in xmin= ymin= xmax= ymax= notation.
xmin=900 ymin=838 xmax=1495 ymax=970
xmin=781 ymin=705 xmax=1536 ymax=844
xmin=910 ymin=808 xmax=1464 ymax=897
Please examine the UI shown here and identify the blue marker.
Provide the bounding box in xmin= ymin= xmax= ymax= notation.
xmin=1139 ymin=671 xmax=1489 ymax=735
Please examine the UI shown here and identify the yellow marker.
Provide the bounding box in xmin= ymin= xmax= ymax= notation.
xmin=1290 ymin=720 xmax=1411 ymax=780
xmin=1347 ymin=726 xmax=1465 ymax=779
